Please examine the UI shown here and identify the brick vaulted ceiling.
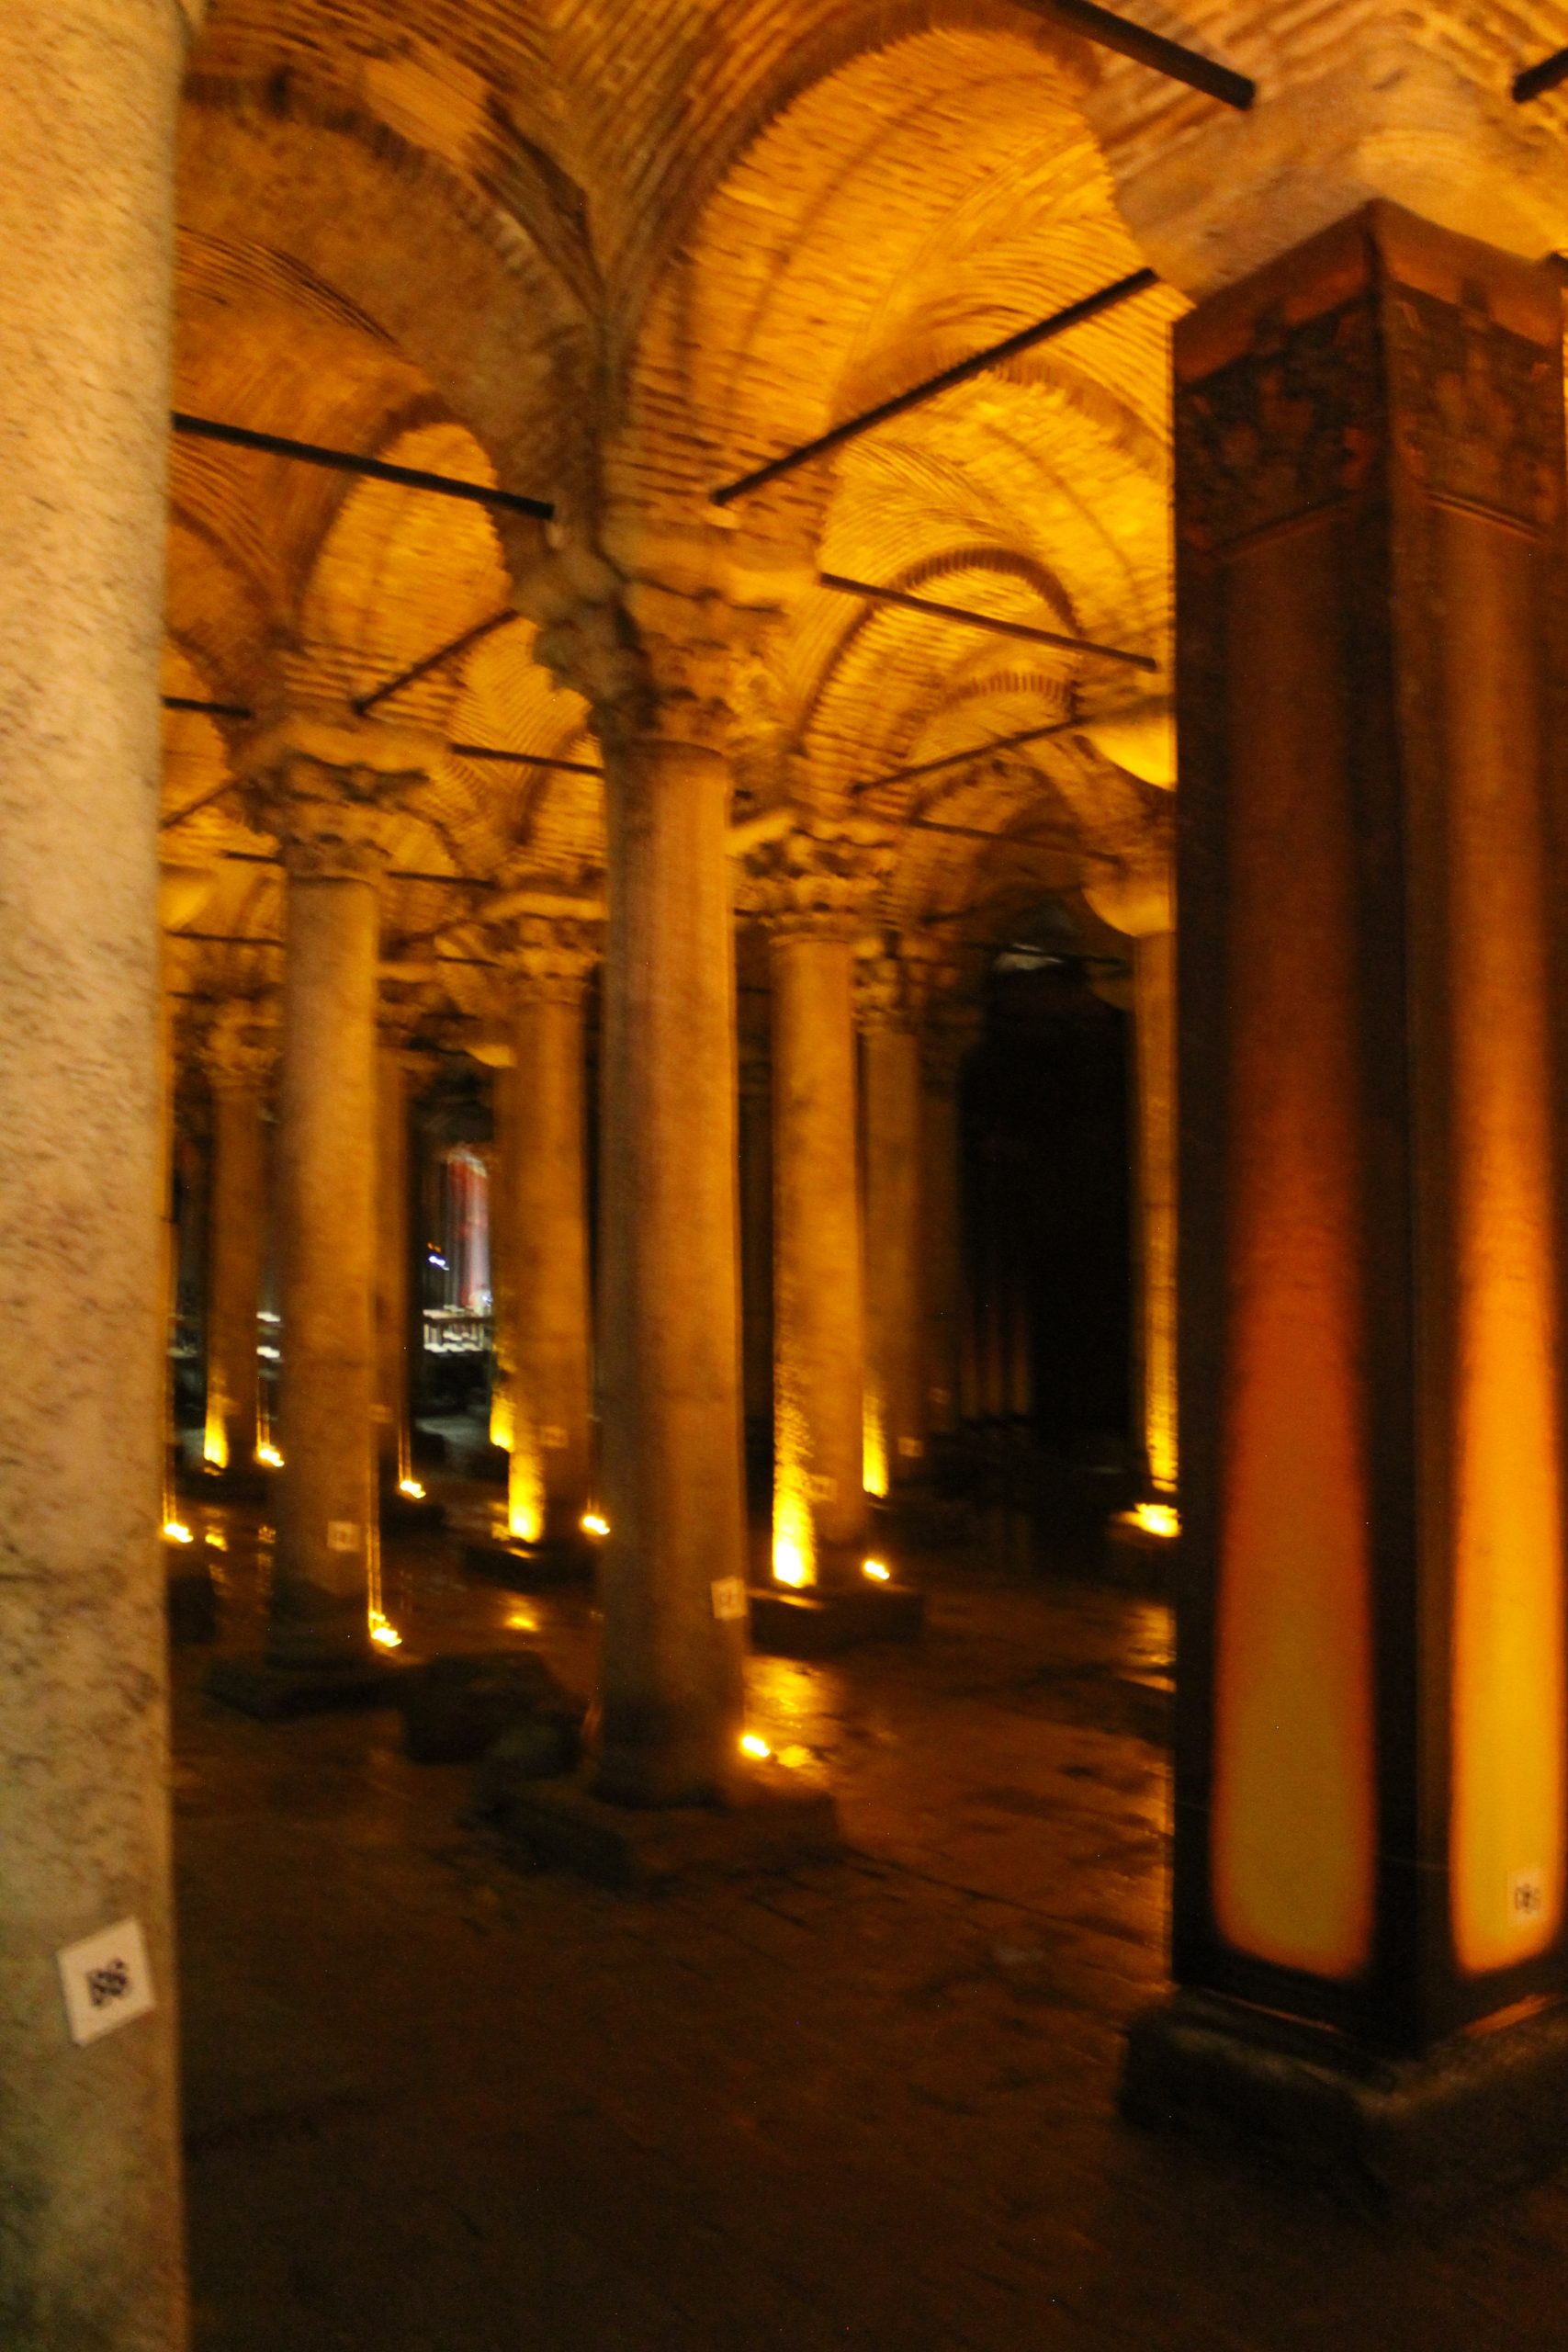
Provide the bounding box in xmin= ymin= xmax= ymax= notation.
xmin=161 ymin=2 xmax=1568 ymax=1034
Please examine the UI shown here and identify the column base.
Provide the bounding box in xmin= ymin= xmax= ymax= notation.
xmin=462 ymin=1532 xmax=595 ymax=1590
xmin=481 ymin=1759 xmax=841 ymax=1892
xmin=204 ymin=1652 xmax=414 ymax=1722
xmin=1104 ymin=1503 xmax=1180 ymax=1591
xmin=380 ymin=1484 xmax=447 ymax=1532
xmin=1122 ymin=1989 xmax=1568 ymax=2211
xmin=749 ymin=1579 xmax=925 ymax=1657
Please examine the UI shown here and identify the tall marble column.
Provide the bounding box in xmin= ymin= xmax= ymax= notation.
xmin=920 ymin=1004 xmax=976 ymax=1441
xmin=1088 ymin=868 xmax=1177 ymax=1502
xmin=857 ymin=947 xmax=931 ymax=1496
xmin=516 ymin=552 xmax=750 ymax=1804
xmin=242 ymin=709 xmax=434 ymax=1669
xmin=738 ymin=1032 xmax=774 ymax=1435
xmin=1124 ymin=205 xmax=1568 ymax=2183
xmin=374 ymin=1012 xmax=428 ymax=1491
xmin=0 ymin=2 xmax=201 ymax=2341
xmin=496 ymin=916 xmax=596 ymax=1546
xmin=741 ymin=820 xmax=892 ymax=1585
xmin=200 ymin=1005 xmax=273 ymax=1477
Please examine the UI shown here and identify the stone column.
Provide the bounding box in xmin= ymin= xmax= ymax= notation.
xmin=1088 ymin=867 xmax=1177 ymax=1502
xmin=485 ymin=1056 xmax=517 ymax=1454
xmin=200 ymin=1006 xmax=273 ymax=1477
xmin=1124 ymin=206 xmax=1568 ymax=2182
xmin=241 ymin=710 xmax=434 ymax=1670
xmin=0 ymin=1 xmax=201 ymax=2341
xmin=495 ymin=916 xmax=597 ymax=1547
xmin=857 ymin=948 xmax=931 ymax=1496
xmin=738 ymin=1033 xmax=774 ymax=1435
xmin=372 ymin=1024 xmax=413 ymax=1488
xmin=515 ymin=548 xmax=749 ymax=1804
xmin=741 ymin=821 xmax=892 ymax=1586
xmin=920 ymin=1005 xmax=976 ymax=1441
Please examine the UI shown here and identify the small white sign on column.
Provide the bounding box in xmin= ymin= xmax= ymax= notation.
xmin=57 ymin=1918 xmax=155 ymax=2048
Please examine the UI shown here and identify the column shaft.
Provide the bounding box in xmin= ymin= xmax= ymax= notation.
xmin=595 ymin=735 xmax=747 ymax=1802
xmin=771 ymin=931 xmax=867 ymax=1576
xmin=0 ymin=2 xmax=192 ymax=2340
xmin=273 ymin=859 xmax=380 ymax=1664
xmin=738 ymin=1053 xmax=774 ymax=1431
xmin=488 ymin=1065 xmax=516 ymax=1452
xmin=375 ymin=1043 xmax=412 ymax=1483
xmin=1171 ymin=204 xmax=1568 ymax=2050
xmin=1133 ymin=931 xmax=1177 ymax=1494
xmin=206 ymin=1080 xmax=265 ymax=1473
xmin=920 ymin=1061 xmax=964 ymax=1438
xmin=507 ymin=986 xmax=593 ymax=1543
xmin=862 ymin=1020 xmax=926 ymax=1490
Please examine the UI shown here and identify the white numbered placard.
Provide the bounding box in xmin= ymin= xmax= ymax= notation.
xmin=58 ymin=1918 xmax=155 ymax=2048
xmin=711 ymin=1576 xmax=749 ymax=1623
xmin=327 ymin=1521 xmax=359 ymax=1552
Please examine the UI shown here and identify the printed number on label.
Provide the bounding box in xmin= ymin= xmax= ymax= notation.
xmin=711 ymin=1577 xmax=749 ymax=1623
xmin=1510 ymin=1867 xmax=1547 ymax=1924
xmin=327 ymin=1521 xmax=359 ymax=1553
xmin=57 ymin=1919 xmax=155 ymax=2049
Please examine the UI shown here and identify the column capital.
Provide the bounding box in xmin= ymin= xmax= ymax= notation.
xmin=200 ymin=1001 xmax=276 ymax=1091
xmin=240 ymin=702 xmax=440 ymax=876
xmin=490 ymin=910 xmax=602 ymax=1006
xmin=1084 ymin=855 xmax=1174 ymax=940
xmin=739 ymin=815 xmax=895 ymax=944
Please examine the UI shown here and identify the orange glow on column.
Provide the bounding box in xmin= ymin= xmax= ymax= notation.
xmin=1210 ymin=526 xmax=1375 ymax=1983
xmin=202 ymin=1397 xmax=229 ymax=1472
xmin=1442 ymin=508 xmax=1565 ymax=1975
xmin=508 ymin=1418 xmax=544 ymax=1546
xmin=862 ymin=1388 xmax=889 ymax=1499
xmin=772 ymin=1477 xmax=816 ymax=1589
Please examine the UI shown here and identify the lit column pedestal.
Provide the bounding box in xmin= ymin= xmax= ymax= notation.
xmin=1123 ymin=203 xmax=1568 ymax=2202
xmin=739 ymin=823 xmax=924 ymax=1656
xmin=198 ymin=1005 xmax=274 ymax=1496
xmin=207 ymin=708 xmax=437 ymax=1713
xmin=465 ymin=916 xmax=598 ymax=1584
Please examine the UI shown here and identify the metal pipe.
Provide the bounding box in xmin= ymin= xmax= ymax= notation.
xmin=172 ymin=412 xmax=554 ymax=522
xmin=852 ymin=711 xmax=1088 ymax=796
xmin=448 ymin=740 xmax=604 ymax=777
xmin=163 ymin=693 xmax=252 ymax=720
xmin=711 ymin=268 xmax=1158 ymax=504
xmin=1032 ymin=0 xmax=1254 ymax=108
xmin=1515 ymin=45 xmax=1568 ymax=100
xmin=353 ymin=607 xmax=519 ymax=715
xmin=818 ymin=572 xmax=1156 ymax=669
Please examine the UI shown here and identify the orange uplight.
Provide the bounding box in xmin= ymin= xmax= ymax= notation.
xmin=163 ymin=1520 xmax=193 ymax=1545
xmin=863 ymin=1559 xmax=891 ymax=1582
xmin=581 ymin=1512 xmax=609 ymax=1538
xmin=739 ymin=1732 xmax=772 ymax=1760
xmin=398 ymin=1477 xmax=425 ymax=1500
xmin=255 ymin=1443 xmax=282 ymax=1468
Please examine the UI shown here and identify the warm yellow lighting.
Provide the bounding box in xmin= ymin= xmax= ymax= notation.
xmin=862 ymin=1395 xmax=889 ymax=1500
xmin=508 ymin=1424 xmax=545 ymax=1545
xmin=202 ymin=1409 xmax=229 ymax=1472
xmin=772 ymin=1542 xmax=810 ymax=1589
xmin=1124 ymin=1502 xmax=1180 ymax=1541
xmin=505 ymin=1607 xmax=539 ymax=1634
xmin=397 ymin=1477 xmax=425 ymax=1499
xmin=581 ymin=1511 xmax=609 ymax=1538
xmin=739 ymin=1732 xmax=772 ymax=1760
xmin=489 ymin=1393 xmax=513 ymax=1453
xmin=163 ymin=1520 xmax=193 ymax=1545
xmin=369 ymin=1618 xmax=402 ymax=1651
xmin=256 ymin=1443 xmax=283 ymax=1468
xmin=863 ymin=1558 xmax=891 ymax=1582
xmin=205 ymin=1532 xmax=228 ymax=1553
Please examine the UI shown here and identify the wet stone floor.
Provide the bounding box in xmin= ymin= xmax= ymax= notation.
xmin=173 ymin=1485 xmax=1568 ymax=2350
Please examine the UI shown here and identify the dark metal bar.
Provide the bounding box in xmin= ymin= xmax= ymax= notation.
xmin=852 ymin=711 xmax=1087 ymax=796
xmin=819 ymin=572 xmax=1156 ymax=670
xmin=1034 ymin=0 xmax=1254 ymax=109
xmin=448 ymin=740 xmax=604 ymax=777
xmin=354 ymin=607 xmax=519 ymax=715
xmin=167 ymin=931 xmax=283 ymax=947
xmin=172 ymin=413 xmax=554 ymax=522
xmin=220 ymin=849 xmax=495 ymax=889
xmin=160 ymin=779 xmax=240 ymax=831
xmin=711 ymin=268 xmax=1159 ymax=504
xmin=905 ymin=814 xmax=1076 ymax=849
xmin=164 ymin=693 xmax=253 ymax=721
xmin=1514 ymin=44 xmax=1568 ymax=101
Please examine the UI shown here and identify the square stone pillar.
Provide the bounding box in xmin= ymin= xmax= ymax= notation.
xmin=1125 ymin=202 xmax=1568 ymax=2195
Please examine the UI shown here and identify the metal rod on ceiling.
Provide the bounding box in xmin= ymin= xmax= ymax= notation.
xmin=818 ymin=572 xmax=1157 ymax=670
xmin=164 ymin=693 xmax=253 ymax=721
xmin=220 ymin=848 xmax=498 ymax=889
xmin=1514 ymin=45 xmax=1568 ymax=100
xmin=354 ymin=607 xmax=520 ymax=715
xmin=852 ymin=710 xmax=1087 ymax=795
xmin=1033 ymin=0 xmax=1254 ymax=108
xmin=171 ymin=413 xmax=555 ymax=522
xmin=710 ymin=267 xmax=1160 ymax=505
xmin=448 ymin=740 xmax=604 ymax=777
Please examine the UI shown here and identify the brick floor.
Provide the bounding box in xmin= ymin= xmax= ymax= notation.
xmin=174 ymin=1486 xmax=1568 ymax=2350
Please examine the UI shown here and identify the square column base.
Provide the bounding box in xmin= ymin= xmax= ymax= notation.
xmin=1122 ymin=1990 xmax=1568 ymax=2211
xmin=204 ymin=1653 xmax=414 ymax=1721
xmin=1104 ymin=1510 xmax=1180 ymax=1592
xmin=748 ymin=1581 xmax=925 ymax=1657
xmin=462 ymin=1534 xmax=594 ymax=1590
xmin=380 ymin=1487 xmax=447 ymax=1532
xmin=483 ymin=1763 xmax=841 ymax=1892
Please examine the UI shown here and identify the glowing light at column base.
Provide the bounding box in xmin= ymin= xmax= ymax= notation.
xmin=863 ymin=1558 xmax=891 ymax=1581
xmin=397 ymin=1477 xmax=425 ymax=1500
xmin=490 ymin=1394 xmax=514 ymax=1452
xmin=581 ymin=1511 xmax=609 ymax=1537
xmin=772 ymin=1478 xmax=816 ymax=1588
xmin=1121 ymin=1501 xmax=1180 ymax=1540
xmin=863 ymin=1397 xmax=889 ymax=1499
xmin=163 ymin=1519 xmax=193 ymax=1544
xmin=202 ymin=1410 xmax=229 ymax=1472
xmin=368 ymin=1617 xmax=402 ymax=1651
xmin=739 ymin=1732 xmax=772 ymax=1759
xmin=256 ymin=1442 xmax=282 ymax=1468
